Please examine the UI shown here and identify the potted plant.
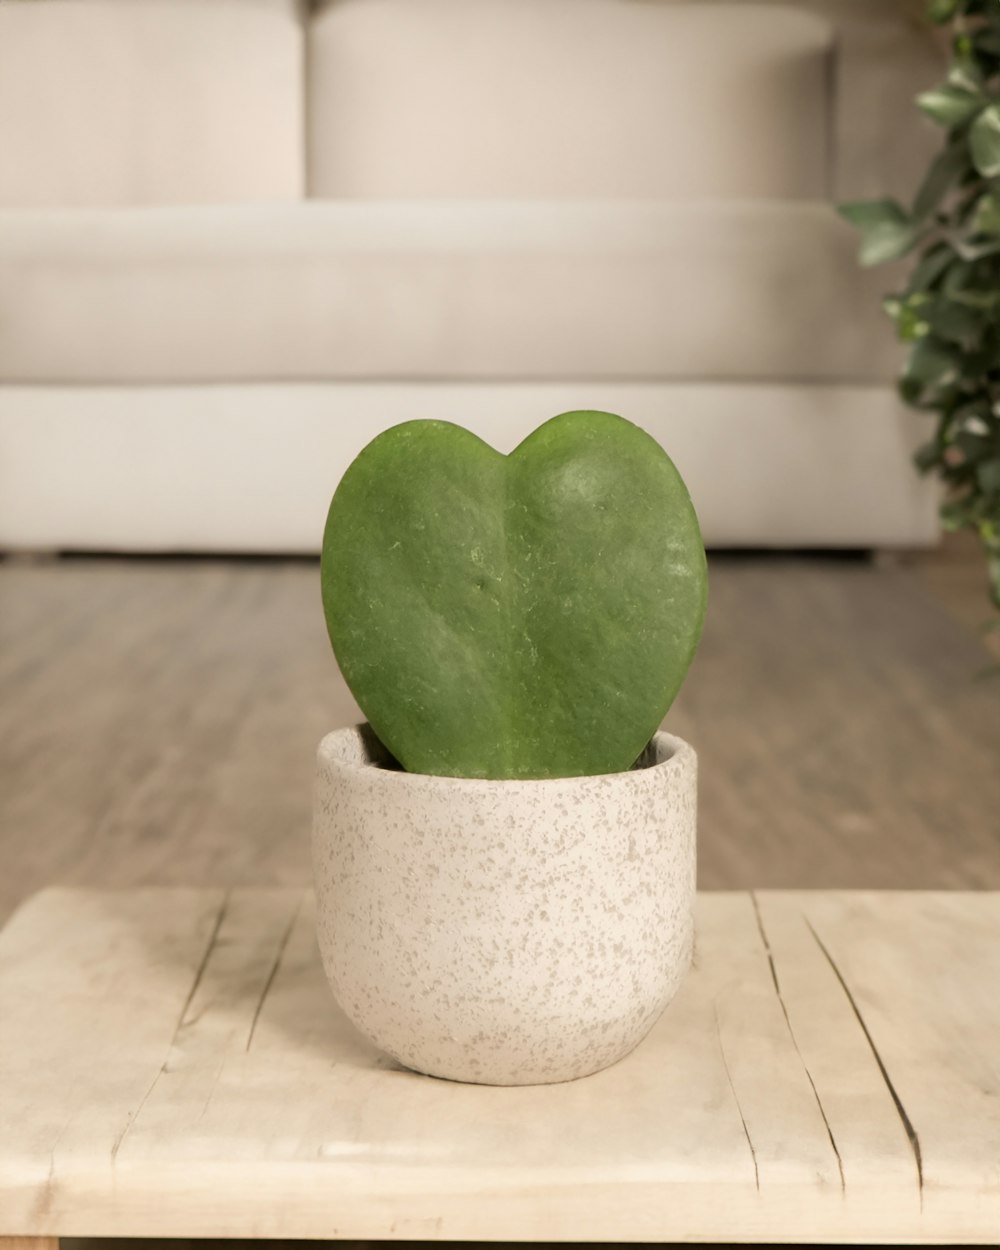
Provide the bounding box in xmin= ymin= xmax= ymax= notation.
xmin=839 ymin=0 xmax=1000 ymax=612
xmin=312 ymin=409 xmax=707 ymax=1085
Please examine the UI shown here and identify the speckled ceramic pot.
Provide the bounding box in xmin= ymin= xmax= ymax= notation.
xmin=312 ymin=724 xmax=696 ymax=1086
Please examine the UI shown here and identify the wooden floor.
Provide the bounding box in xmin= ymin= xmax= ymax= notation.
xmin=1 ymin=549 xmax=997 ymax=930
xmin=1 ymin=550 xmax=997 ymax=1250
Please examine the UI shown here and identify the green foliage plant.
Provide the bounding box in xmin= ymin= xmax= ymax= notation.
xmin=321 ymin=410 xmax=707 ymax=780
xmin=839 ymin=0 xmax=1000 ymax=608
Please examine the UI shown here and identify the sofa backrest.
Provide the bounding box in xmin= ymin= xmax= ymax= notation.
xmin=795 ymin=0 xmax=943 ymax=202
xmin=0 ymin=0 xmax=304 ymax=208
xmin=0 ymin=0 xmax=944 ymax=209
xmin=308 ymin=0 xmax=835 ymax=200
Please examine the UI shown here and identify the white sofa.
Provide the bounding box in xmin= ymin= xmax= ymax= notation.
xmin=0 ymin=0 xmax=943 ymax=552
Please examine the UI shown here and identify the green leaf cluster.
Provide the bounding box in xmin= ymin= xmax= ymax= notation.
xmin=839 ymin=0 xmax=1000 ymax=610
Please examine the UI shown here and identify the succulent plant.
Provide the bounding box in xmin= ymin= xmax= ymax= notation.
xmin=321 ymin=410 xmax=707 ymax=779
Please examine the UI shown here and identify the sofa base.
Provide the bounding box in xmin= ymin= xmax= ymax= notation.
xmin=0 ymin=382 xmax=939 ymax=552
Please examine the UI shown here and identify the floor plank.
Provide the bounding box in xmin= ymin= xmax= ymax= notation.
xmin=905 ymin=528 xmax=1000 ymax=662
xmin=1 ymin=554 xmax=998 ymax=928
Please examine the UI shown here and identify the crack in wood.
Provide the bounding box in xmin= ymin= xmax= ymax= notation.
xmin=805 ymin=915 xmax=925 ymax=1207
xmin=109 ymin=1058 xmax=168 ymax=1164
xmin=175 ymin=890 xmax=232 ymax=1034
xmin=714 ymin=1001 xmax=760 ymax=1192
xmin=750 ymin=892 xmax=846 ymax=1194
xmin=246 ymin=892 xmax=304 ymax=1053
xmin=110 ymin=890 xmax=231 ymax=1163
xmin=28 ymin=1139 xmax=59 ymax=1222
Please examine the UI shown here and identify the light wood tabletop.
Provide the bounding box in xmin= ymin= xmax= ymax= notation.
xmin=0 ymin=888 xmax=997 ymax=1245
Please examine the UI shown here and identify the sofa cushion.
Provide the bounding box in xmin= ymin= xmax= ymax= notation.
xmin=308 ymin=0 xmax=833 ymax=200
xmin=0 ymin=0 xmax=304 ymax=207
xmin=0 ymin=201 xmax=898 ymax=384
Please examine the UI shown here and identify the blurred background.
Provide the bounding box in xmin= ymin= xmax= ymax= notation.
xmin=1 ymin=0 xmax=998 ymax=927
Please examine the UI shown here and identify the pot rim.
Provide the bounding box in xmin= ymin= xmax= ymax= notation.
xmin=317 ymin=723 xmax=695 ymax=792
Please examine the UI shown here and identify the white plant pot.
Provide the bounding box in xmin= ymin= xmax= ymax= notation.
xmin=312 ymin=724 xmax=697 ymax=1086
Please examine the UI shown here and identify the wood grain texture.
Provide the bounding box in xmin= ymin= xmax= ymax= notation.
xmin=906 ymin=527 xmax=1000 ymax=662
xmin=1 ymin=555 xmax=998 ymax=930
xmin=0 ymin=887 xmax=997 ymax=1243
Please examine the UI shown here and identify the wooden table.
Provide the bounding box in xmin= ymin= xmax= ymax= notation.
xmin=0 ymin=888 xmax=997 ymax=1246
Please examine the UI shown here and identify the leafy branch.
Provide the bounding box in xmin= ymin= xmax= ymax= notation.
xmin=840 ymin=0 xmax=1000 ymax=609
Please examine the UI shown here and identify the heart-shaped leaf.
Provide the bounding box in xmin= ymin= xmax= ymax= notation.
xmin=321 ymin=410 xmax=706 ymax=779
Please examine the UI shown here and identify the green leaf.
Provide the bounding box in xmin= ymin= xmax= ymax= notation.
xmin=970 ymin=103 xmax=1000 ymax=177
xmin=838 ymin=199 xmax=920 ymax=266
xmin=943 ymin=257 xmax=977 ymax=294
xmin=912 ymin=141 xmax=970 ymax=219
xmin=978 ymin=458 xmax=1000 ymax=491
xmin=951 ymin=286 xmax=1000 ymax=309
xmin=964 ymin=342 xmax=1000 ymax=377
xmin=320 ymin=412 xmax=707 ymax=779
xmin=886 ymin=292 xmax=933 ymax=341
xmin=971 ymin=191 xmax=1000 ymax=234
xmin=948 ymin=58 xmax=986 ymax=93
xmin=955 ymin=429 xmax=993 ymax=461
xmin=951 ymin=399 xmax=995 ymax=430
xmin=905 ymin=243 xmax=956 ymax=294
xmin=953 ymin=33 xmax=975 ymax=61
xmin=902 ymin=337 xmax=963 ymax=390
xmin=972 ymin=29 xmax=1000 ymax=56
xmin=928 ymin=0 xmax=960 ymax=23
xmin=948 ymin=233 xmax=1000 ymax=261
xmin=924 ymin=298 xmax=984 ymax=348
xmin=838 ymin=199 xmax=908 ymax=230
xmin=917 ymin=83 xmax=984 ymax=127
